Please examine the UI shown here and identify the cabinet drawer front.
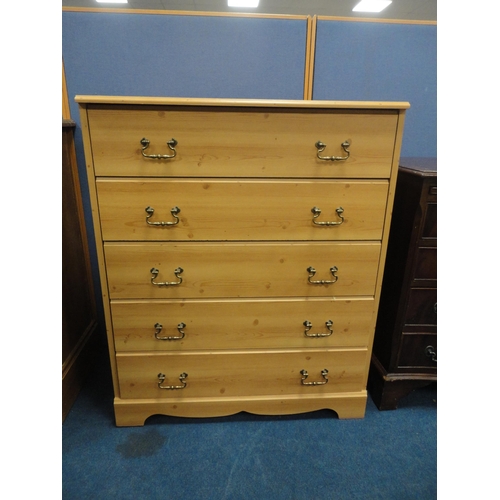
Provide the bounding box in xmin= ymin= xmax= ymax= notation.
xmin=111 ymin=297 xmax=375 ymax=351
xmin=398 ymin=334 xmax=437 ymax=370
xmin=104 ymin=242 xmax=381 ymax=299
xmin=404 ymin=288 xmax=437 ymax=326
xmin=88 ymin=106 xmax=398 ymax=178
xmin=116 ymin=348 xmax=368 ymax=399
xmin=97 ymin=179 xmax=388 ymax=241
xmin=422 ymin=202 xmax=437 ymax=239
xmin=414 ymin=247 xmax=437 ymax=281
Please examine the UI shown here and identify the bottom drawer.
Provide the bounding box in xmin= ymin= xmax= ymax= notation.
xmin=116 ymin=349 xmax=368 ymax=399
xmin=398 ymin=334 xmax=437 ymax=369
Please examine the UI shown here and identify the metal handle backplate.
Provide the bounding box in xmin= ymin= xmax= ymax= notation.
xmin=157 ymin=372 xmax=188 ymax=390
xmin=311 ymin=206 xmax=345 ymax=226
xmin=307 ymin=266 xmax=338 ymax=285
xmin=425 ymin=345 xmax=437 ymax=363
xmin=145 ymin=206 xmax=181 ymax=226
xmin=300 ymin=369 xmax=329 ymax=385
xmin=141 ymin=137 xmax=178 ymax=159
xmin=303 ymin=320 xmax=333 ymax=337
xmin=154 ymin=322 xmax=186 ymax=341
xmin=150 ymin=267 xmax=183 ymax=287
xmin=315 ymin=140 xmax=350 ymax=161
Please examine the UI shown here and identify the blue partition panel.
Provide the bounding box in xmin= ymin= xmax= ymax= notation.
xmin=63 ymin=11 xmax=307 ymax=121
xmin=62 ymin=10 xmax=308 ymax=328
xmin=313 ymin=20 xmax=436 ymax=157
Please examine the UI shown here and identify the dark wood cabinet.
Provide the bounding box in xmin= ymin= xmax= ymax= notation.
xmin=368 ymin=158 xmax=437 ymax=410
xmin=62 ymin=119 xmax=99 ymax=421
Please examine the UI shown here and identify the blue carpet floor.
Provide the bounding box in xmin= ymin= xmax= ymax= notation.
xmin=62 ymin=350 xmax=437 ymax=500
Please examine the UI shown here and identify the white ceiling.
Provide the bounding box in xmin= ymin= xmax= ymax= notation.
xmin=62 ymin=0 xmax=437 ymax=22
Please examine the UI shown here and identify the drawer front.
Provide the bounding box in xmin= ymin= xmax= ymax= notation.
xmin=88 ymin=106 xmax=398 ymax=178
xmin=97 ymin=179 xmax=389 ymax=242
xmin=398 ymin=334 xmax=437 ymax=369
xmin=414 ymin=247 xmax=437 ymax=281
xmin=404 ymin=288 xmax=437 ymax=326
xmin=111 ymin=297 xmax=375 ymax=351
xmin=104 ymin=242 xmax=381 ymax=299
xmin=422 ymin=202 xmax=437 ymax=239
xmin=116 ymin=348 xmax=368 ymax=399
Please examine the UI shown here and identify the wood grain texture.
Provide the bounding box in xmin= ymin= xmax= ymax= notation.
xmin=104 ymin=241 xmax=381 ymax=299
xmin=113 ymin=392 xmax=368 ymax=425
xmin=116 ymin=348 xmax=368 ymax=399
xmin=111 ymin=297 xmax=375 ymax=351
xmin=77 ymin=97 xmax=408 ymax=425
xmin=76 ymin=96 xmax=410 ymax=108
xmin=97 ymin=179 xmax=389 ymax=241
xmin=87 ymin=105 xmax=399 ymax=178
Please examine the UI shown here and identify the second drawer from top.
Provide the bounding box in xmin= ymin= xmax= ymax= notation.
xmin=96 ymin=179 xmax=389 ymax=241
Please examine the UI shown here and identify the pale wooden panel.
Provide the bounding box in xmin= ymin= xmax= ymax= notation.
xmin=111 ymin=297 xmax=375 ymax=351
xmin=77 ymin=96 xmax=410 ymax=108
xmin=104 ymin=242 xmax=381 ymax=299
xmin=113 ymin=392 xmax=368 ymax=425
xmin=97 ymin=179 xmax=389 ymax=241
xmin=116 ymin=348 xmax=368 ymax=399
xmin=87 ymin=106 xmax=398 ymax=178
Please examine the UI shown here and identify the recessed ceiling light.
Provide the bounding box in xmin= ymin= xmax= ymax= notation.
xmin=352 ymin=1 xmax=392 ymax=13
xmin=228 ymin=0 xmax=260 ymax=7
xmin=96 ymin=0 xmax=128 ymax=4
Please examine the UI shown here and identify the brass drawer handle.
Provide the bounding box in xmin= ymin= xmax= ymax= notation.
xmin=158 ymin=372 xmax=188 ymax=390
xmin=154 ymin=322 xmax=186 ymax=341
xmin=150 ymin=267 xmax=183 ymax=287
xmin=303 ymin=320 xmax=333 ymax=337
xmin=145 ymin=206 xmax=181 ymax=226
xmin=315 ymin=140 xmax=350 ymax=161
xmin=311 ymin=206 xmax=344 ymax=226
xmin=425 ymin=345 xmax=437 ymax=363
xmin=307 ymin=266 xmax=338 ymax=285
xmin=140 ymin=137 xmax=178 ymax=159
xmin=300 ymin=369 xmax=329 ymax=386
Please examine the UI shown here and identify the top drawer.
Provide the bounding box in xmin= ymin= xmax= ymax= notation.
xmin=86 ymin=105 xmax=398 ymax=179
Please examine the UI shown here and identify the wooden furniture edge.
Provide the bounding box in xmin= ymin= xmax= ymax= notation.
xmin=62 ymin=320 xmax=99 ymax=421
xmin=113 ymin=392 xmax=368 ymax=426
xmin=368 ymin=354 xmax=436 ymax=410
xmin=304 ymin=16 xmax=317 ymax=100
xmin=75 ymin=96 xmax=410 ymax=109
xmin=62 ymin=61 xmax=71 ymax=120
xmin=62 ymin=7 xmax=308 ymax=20
xmin=317 ymin=15 xmax=436 ymax=25
xmin=78 ymin=105 xmax=121 ymax=398
xmin=361 ymin=109 xmax=407 ymax=387
xmin=62 ymin=7 xmax=435 ymax=25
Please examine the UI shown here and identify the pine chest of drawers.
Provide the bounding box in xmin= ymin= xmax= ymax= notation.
xmin=77 ymin=96 xmax=409 ymax=426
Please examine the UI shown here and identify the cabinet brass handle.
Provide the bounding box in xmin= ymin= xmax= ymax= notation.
xmin=311 ymin=206 xmax=344 ymax=226
xmin=154 ymin=322 xmax=186 ymax=341
xmin=303 ymin=320 xmax=333 ymax=338
xmin=150 ymin=267 xmax=183 ymax=287
xmin=307 ymin=266 xmax=338 ymax=285
xmin=157 ymin=372 xmax=188 ymax=390
xmin=315 ymin=140 xmax=350 ymax=161
xmin=140 ymin=137 xmax=178 ymax=159
xmin=145 ymin=206 xmax=181 ymax=226
xmin=425 ymin=345 xmax=437 ymax=363
xmin=300 ymin=369 xmax=329 ymax=386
